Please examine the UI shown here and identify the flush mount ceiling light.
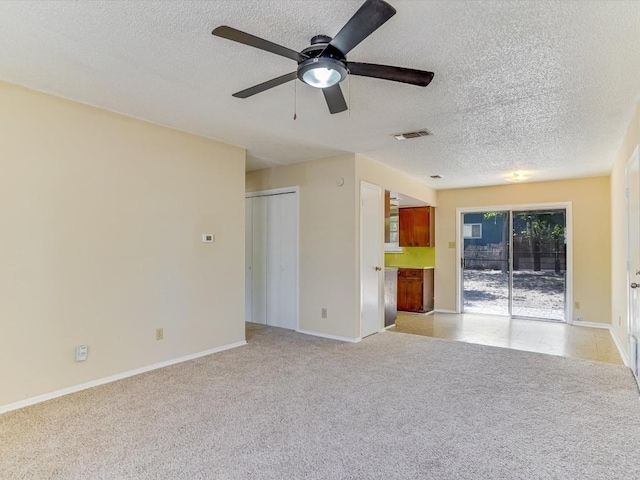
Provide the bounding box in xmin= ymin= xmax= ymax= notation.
xmin=505 ymin=171 xmax=530 ymax=182
xmin=297 ymin=57 xmax=347 ymax=89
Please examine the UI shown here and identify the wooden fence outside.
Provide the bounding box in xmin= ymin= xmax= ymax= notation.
xmin=464 ymin=238 xmax=566 ymax=272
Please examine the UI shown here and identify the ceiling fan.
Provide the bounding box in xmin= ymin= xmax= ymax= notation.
xmin=212 ymin=0 xmax=434 ymax=114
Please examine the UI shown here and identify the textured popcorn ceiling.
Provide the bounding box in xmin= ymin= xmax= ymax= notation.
xmin=0 ymin=0 xmax=639 ymax=189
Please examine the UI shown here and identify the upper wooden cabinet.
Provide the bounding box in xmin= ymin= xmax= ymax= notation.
xmin=399 ymin=206 xmax=435 ymax=247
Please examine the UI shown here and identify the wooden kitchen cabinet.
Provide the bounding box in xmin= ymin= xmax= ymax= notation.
xmin=399 ymin=206 xmax=435 ymax=247
xmin=397 ymin=268 xmax=434 ymax=313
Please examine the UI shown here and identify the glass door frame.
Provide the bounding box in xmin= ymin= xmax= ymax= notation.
xmin=456 ymin=202 xmax=573 ymax=323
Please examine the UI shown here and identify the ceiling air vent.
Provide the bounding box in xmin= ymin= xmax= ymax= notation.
xmin=392 ymin=129 xmax=432 ymax=141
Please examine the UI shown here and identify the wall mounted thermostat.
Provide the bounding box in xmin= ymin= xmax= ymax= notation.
xmin=76 ymin=345 xmax=88 ymax=362
xmin=202 ymin=234 xmax=215 ymax=243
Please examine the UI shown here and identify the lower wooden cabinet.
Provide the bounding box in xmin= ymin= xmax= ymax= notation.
xmin=397 ymin=268 xmax=434 ymax=313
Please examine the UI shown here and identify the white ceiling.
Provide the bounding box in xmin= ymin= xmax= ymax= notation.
xmin=1 ymin=0 xmax=639 ymax=189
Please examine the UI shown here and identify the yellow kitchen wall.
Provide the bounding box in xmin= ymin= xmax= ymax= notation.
xmin=435 ymin=177 xmax=611 ymax=325
xmin=0 ymin=81 xmax=246 ymax=409
xmin=385 ymin=247 xmax=436 ymax=268
xmin=246 ymin=154 xmax=359 ymax=340
xmin=610 ymin=101 xmax=640 ymax=360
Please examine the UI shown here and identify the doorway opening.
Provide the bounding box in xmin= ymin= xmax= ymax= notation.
xmin=626 ymin=145 xmax=640 ymax=381
xmin=460 ymin=205 xmax=570 ymax=322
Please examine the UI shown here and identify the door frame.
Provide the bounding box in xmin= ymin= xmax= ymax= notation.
xmin=455 ymin=202 xmax=573 ymax=322
xmin=359 ymin=180 xmax=384 ymax=338
xmin=625 ymin=145 xmax=640 ymax=377
xmin=245 ymin=186 xmax=300 ymax=331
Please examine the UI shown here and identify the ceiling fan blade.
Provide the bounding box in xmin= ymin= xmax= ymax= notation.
xmin=232 ymin=72 xmax=298 ymax=99
xmin=212 ymin=26 xmax=307 ymax=62
xmin=347 ymin=62 xmax=434 ymax=87
xmin=328 ymin=0 xmax=396 ymax=55
xmin=322 ymin=84 xmax=348 ymax=114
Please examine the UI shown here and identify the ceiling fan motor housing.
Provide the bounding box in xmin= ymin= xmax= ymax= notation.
xmin=310 ymin=35 xmax=332 ymax=45
xmin=300 ymin=36 xmax=345 ymax=61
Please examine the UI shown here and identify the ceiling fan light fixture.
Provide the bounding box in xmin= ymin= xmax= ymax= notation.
xmin=298 ymin=58 xmax=347 ymax=89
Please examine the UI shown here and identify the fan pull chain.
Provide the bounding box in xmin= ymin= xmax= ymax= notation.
xmin=348 ymin=71 xmax=351 ymax=117
xmin=293 ymin=79 xmax=297 ymax=120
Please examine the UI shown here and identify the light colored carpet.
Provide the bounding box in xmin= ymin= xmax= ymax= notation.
xmin=2 ymin=324 xmax=640 ymax=479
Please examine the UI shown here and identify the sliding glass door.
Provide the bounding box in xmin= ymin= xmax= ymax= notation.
xmin=461 ymin=207 xmax=567 ymax=322
xmin=462 ymin=211 xmax=510 ymax=315
xmin=511 ymin=209 xmax=566 ymax=320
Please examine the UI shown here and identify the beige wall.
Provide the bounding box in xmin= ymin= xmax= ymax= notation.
xmin=246 ymin=155 xmax=359 ymax=339
xmin=245 ymin=154 xmax=437 ymax=340
xmin=0 ymin=82 xmax=246 ymax=407
xmin=435 ymin=177 xmax=611 ymax=325
xmin=355 ymin=154 xmax=437 ymax=207
xmin=610 ymin=103 xmax=640 ymax=356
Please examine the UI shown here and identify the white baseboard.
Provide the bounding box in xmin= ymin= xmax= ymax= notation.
xmin=296 ymin=329 xmax=361 ymax=343
xmin=434 ymin=309 xmax=458 ymax=314
xmin=609 ymin=328 xmax=630 ymax=367
xmin=572 ymin=320 xmax=610 ymax=329
xmin=0 ymin=340 xmax=247 ymax=415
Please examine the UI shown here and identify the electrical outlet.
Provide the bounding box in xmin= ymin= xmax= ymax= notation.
xmin=156 ymin=328 xmax=164 ymax=341
xmin=321 ymin=308 xmax=327 ymax=319
xmin=574 ymin=301 xmax=580 ymax=309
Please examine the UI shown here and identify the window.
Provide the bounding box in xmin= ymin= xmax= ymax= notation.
xmin=385 ymin=209 xmax=402 ymax=252
xmin=464 ymin=223 xmax=482 ymax=239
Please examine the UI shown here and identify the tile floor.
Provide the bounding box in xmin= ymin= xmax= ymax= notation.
xmin=388 ymin=312 xmax=624 ymax=365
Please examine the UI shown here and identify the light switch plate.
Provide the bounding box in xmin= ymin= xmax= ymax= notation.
xmin=76 ymin=345 xmax=87 ymax=362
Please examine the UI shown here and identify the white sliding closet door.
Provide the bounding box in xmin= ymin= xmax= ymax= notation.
xmin=278 ymin=194 xmax=298 ymax=330
xmin=245 ymin=191 xmax=298 ymax=330
xmin=245 ymin=198 xmax=253 ymax=323
xmin=266 ymin=193 xmax=297 ymax=330
xmin=250 ymin=196 xmax=268 ymax=325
